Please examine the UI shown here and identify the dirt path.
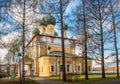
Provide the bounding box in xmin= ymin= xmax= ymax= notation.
xmin=29 ymin=77 xmax=71 ymax=84
xmin=91 ymin=79 xmax=120 ymax=84
xmin=30 ymin=77 xmax=120 ymax=84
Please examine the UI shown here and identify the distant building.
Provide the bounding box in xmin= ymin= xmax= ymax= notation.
xmin=0 ymin=64 xmax=18 ymax=76
xmin=92 ymin=58 xmax=120 ymax=73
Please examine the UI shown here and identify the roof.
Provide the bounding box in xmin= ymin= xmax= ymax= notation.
xmin=48 ymin=51 xmax=71 ymax=56
xmin=26 ymin=34 xmax=77 ymax=48
xmin=37 ymin=51 xmax=92 ymax=60
xmin=80 ymin=56 xmax=93 ymax=60
xmin=40 ymin=14 xmax=56 ymax=26
xmin=48 ymin=51 xmax=92 ymax=60
xmin=24 ymin=56 xmax=33 ymax=62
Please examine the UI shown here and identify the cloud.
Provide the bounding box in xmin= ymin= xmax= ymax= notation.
xmin=7 ymin=3 xmax=34 ymax=25
xmin=64 ymin=0 xmax=80 ymax=15
xmin=2 ymin=32 xmax=20 ymax=44
xmin=0 ymin=48 xmax=8 ymax=60
xmin=92 ymin=56 xmax=116 ymax=68
xmin=0 ymin=32 xmax=21 ymax=60
xmin=92 ymin=60 xmax=101 ymax=68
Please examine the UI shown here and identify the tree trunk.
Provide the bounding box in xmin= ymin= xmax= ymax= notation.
xmin=60 ymin=0 xmax=66 ymax=81
xmin=82 ymin=0 xmax=88 ymax=80
xmin=21 ymin=0 xmax=26 ymax=84
xmin=110 ymin=0 xmax=119 ymax=77
xmin=97 ymin=0 xmax=105 ymax=78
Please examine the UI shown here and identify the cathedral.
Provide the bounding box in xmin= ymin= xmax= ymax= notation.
xmin=25 ymin=14 xmax=92 ymax=76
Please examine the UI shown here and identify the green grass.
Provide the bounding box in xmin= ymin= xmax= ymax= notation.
xmin=44 ymin=73 xmax=120 ymax=82
xmin=0 ymin=78 xmax=39 ymax=84
xmin=0 ymin=74 xmax=119 ymax=84
xmin=43 ymin=73 xmax=120 ymax=84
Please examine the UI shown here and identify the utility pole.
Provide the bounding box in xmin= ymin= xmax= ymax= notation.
xmin=60 ymin=0 xmax=66 ymax=81
xmin=21 ymin=0 xmax=26 ymax=84
xmin=82 ymin=0 xmax=88 ymax=80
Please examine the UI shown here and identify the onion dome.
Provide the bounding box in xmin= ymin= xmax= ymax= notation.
xmin=40 ymin=19 xmax=47 ymax=26
xmin=46 ymin=24 xmax=54 ymax=35
xmin=40 ymin=26 xmax=46 ymax=34
xmin=45 ymin=14 xmax=56 ymax=25
xmin=63 ymin=23 xmax=68 ymax=30
xmin=40 ymin=14 xmax=56 ymax=26
xmin=32 ymin=28 xmax=40 ymax=35
xmin=54 ymin=31 xmax=58 ymax=36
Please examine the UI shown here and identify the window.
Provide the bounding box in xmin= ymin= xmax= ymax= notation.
xmin=77 ymin=64 xmax=81 ymax=72
xmin=78 ymin=65 xmax=80 ymax=71
xmin=60 ymin=65 xmax=62 ymax=72
xmin=41 ymin=66 xmax=43 ymax=72
xmin=50 ymin=63 xmax=54 ymax=72
xmin=51 ymin=65 xmax=54 ymax=72
xmin=66 ymin=63 xmax=70 ymax=72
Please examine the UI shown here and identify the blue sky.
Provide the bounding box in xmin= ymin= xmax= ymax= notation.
xmin=0 ymin=0 xmax=80 ymax=59
xmin=56 ymin=0 xmax=81 ymax=37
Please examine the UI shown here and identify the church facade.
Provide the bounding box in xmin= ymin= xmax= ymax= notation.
xmin=25 ymin=15 xmax=92 ymax=76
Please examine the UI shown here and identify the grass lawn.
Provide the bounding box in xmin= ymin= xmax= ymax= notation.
xmin=0 ymin=78 xmax=39 ymax=84
xmin=44 ymin=73 xmax=120 ymax=83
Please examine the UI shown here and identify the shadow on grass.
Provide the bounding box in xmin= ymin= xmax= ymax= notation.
xmin=44 ymin=73 xmax=120 ymax=83
xmin=0 ymin=78 xmax=39 ymax=84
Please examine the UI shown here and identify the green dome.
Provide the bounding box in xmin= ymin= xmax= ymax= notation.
xmin=63 ymin=23 xmax=68 ymax=30
xmin=40 ymin=14 xmax=56 ymax=26
xmin=54 ymin=31 xmax=58 ymax=36
xmin=32 ymin=28 xmax=40 ymax=35
xmin=40 ymin=19 xmax=47 ymax=26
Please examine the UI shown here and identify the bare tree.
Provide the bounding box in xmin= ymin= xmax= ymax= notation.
xmin=110 ymin=0 xmax=120 ymax=77
xmin=2 ymin=0 xmax=38 ymax=84
xmin=82 ymin=0 xmax=89 ymax=80
xmin=60 ymin=0 xmax=66 ymax=81
xmin=84 ymin=0 xmax=114 ymax=78
xmin=70 ymin=0 xmax=120 ymax=79
xmin=35 ymin=0 xmax=69 ymax=81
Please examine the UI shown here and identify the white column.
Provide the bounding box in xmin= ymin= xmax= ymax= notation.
xmin=34 ymin=59 xmax=36 ymax=76
xmin=33 ymin=45 xmax=36 ymax=76
xmin=38 ymin=44 xmax=40 ymax=57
